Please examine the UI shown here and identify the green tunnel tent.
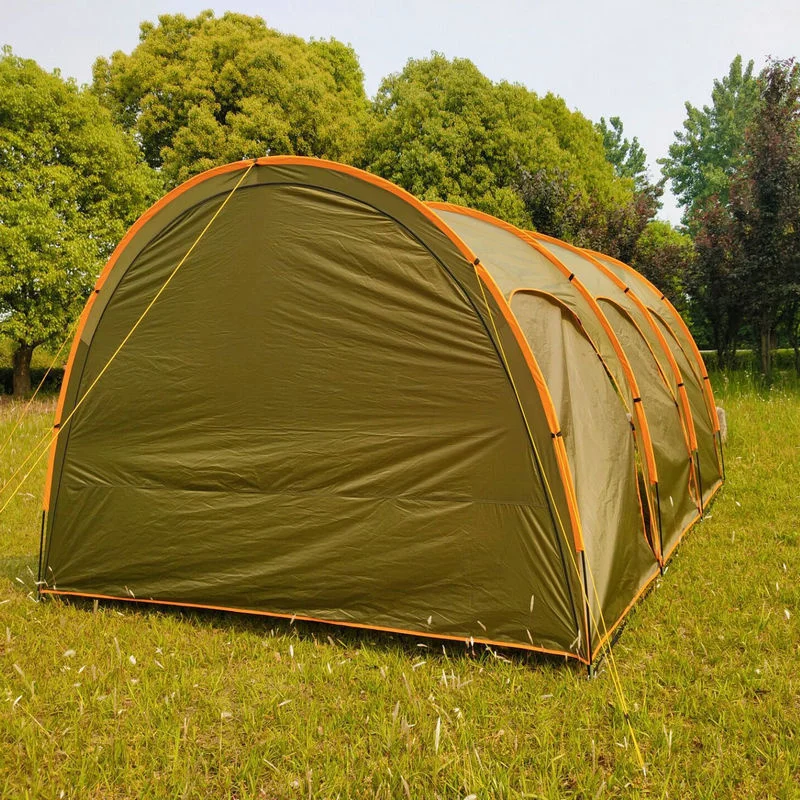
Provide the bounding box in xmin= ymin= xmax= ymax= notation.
xmin=39 ymin=157 xmax=722 ymax=665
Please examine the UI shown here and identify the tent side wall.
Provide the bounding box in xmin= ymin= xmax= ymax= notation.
xmin=647 ymin=309 xmax=722 ymax=510
xmin=40 ymin=158 xmax=589 ymax=660
xmin=509 ymin=291 xmax=660 ymax=648
xmin=431 ymin=206 xmax=715 ymax=567
xmin=586 ymin=251 xmax=724 ymax=501
xmin=427 ymin=204 xmax=659 ymax=493
xmin=426 ymin=205 xmax=703 ymax=559
xmin=426 ymin=205 xmax=663 ymax=647
xmin=587 ymin=250 xmax=722 ymax=436
xmin=597 ymin=299 xmax=700 ymax=556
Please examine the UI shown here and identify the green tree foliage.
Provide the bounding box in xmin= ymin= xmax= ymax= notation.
xmin=363 ymin=56 xmax=529 ymax=225
xmin=631 ymin=220 xmax=694 ymax=312
xmin=661 ymin=55 xmax=759 ymax=222
xmin=362 ymin=54 xmax=638 ymax=246
xmin=689 ymin=198 xmax=747 ymax=364
xmin=597 ymin=116 xmax=648 ymax=190
xmin=729 ymin=58 xmax=800 ymax=378
xmin=583 ymin=115 xmax=666 ymax=263
xmin=93 ymin=11 xmax=371 ymax=187
xmin=688 ymin=58 xmax=800 ymax=375
xmin=579 ymin=181 xmax=663 ymax=264
xmin=0 ymin=49 xmax=159 ymax=395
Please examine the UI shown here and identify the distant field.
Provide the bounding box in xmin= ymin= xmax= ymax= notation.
xmin=1 ymin=376 xmax=798 ymax=798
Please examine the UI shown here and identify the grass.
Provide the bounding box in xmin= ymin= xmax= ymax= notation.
xmin=1 ymin=378 xmax=799 ymax=799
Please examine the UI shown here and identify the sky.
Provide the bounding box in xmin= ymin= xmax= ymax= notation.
xmin=4 ymin=0 xmax=800 ymax=224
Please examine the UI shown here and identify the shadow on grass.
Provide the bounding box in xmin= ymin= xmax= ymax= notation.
xmin=37 ymin=587 xmax=579 ymax=674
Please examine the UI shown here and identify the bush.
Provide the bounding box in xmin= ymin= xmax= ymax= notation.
xmin=700 ymin=349 xmax=797 ymax=371
xmin=0 ymin=368 xmax=64 ymax=395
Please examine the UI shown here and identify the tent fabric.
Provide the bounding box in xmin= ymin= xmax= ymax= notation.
xmin=587 ymin=251 xmax=724 ymax=507
xmin=39 ymin=157 xmax=722 ymax=664
xmin=529 ymin=236 xmax=722 ymax=506
xmin=508 ymin=291 xmax=658 ymax=636
xmin=427 ymin=206 xmax=701 ymax=562
xmin=596 ymin=299 xmax=699 ymax=558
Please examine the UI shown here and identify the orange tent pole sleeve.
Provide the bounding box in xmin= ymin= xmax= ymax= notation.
xmin=519 ymin=234 xmax=662 ymax=482
xmin=508 ymin=287 xmax=657 ymax=560
xmin=594 ymin=295 xmax=700 ymax=512
xmin=587 ymin=249 xmax=720 ymax=436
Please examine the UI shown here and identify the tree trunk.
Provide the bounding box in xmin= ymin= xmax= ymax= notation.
xmin=793 ymin=324 xmax=800 ymax=375
xmin=760 ymin=324 xmax=772 ymax=382
xmin=12 ymin=343 xmax=34 ymax=397
xmin=789 ymin=308 xmax=800 ymax=375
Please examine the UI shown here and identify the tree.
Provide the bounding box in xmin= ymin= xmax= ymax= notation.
xmin=92 ymin=11 xmax=371 ymax=187
xmin=363 ymin=55 xmax=530 ymax=225
xmin=597 ymin=116 xmax=648 ymax=190
xmin=682 ymin=58 xmax=800 ymax=375
xmin=0 ymin=50 xmax=160 ymax=395
xmin=590 ymin=114 xmax=668 ymax=263
xmin=577 ymin=180 xmax=663 ymax=263
xmin=363 ymin=54 xmax=639 ymax=242
xmin=688 ymin=198 xmax=747 ymax=366
xmin=660 ymin=55 xmax=759 ymax=223
xmin=630 ymin=220 xmax=693 ymax=313
xmin=729 ymin=58 xmax=800 ymax=379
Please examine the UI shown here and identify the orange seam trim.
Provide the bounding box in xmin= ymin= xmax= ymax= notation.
xmin=38 ymin=589 xmax=587 ymax=664
xmin=508 ymin=287 xmax=657 ymax=560
xmin=596 ymin=295 xmax=701 ymax=512
xmin=647 ymin=304 xmax=702 ymax=384
xmin=595 ymin=296 xmax=678 ymax=403
xmin=643 ymin=305 xmax=724 ymax=476
xmin=519 ymin=233 xmax=660 ymax=485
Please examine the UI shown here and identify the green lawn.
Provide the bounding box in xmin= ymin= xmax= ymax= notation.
xmin=1 ymin=378 xmax=798 ymax=799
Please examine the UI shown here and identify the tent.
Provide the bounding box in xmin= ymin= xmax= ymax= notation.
xmin=38 ymin=157 xmax=723 ymax=665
